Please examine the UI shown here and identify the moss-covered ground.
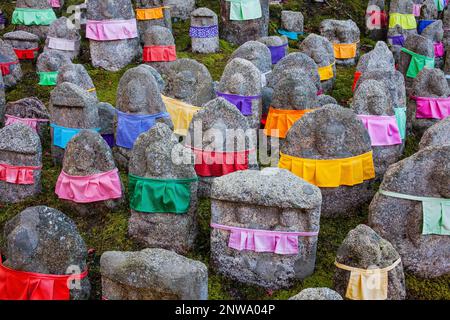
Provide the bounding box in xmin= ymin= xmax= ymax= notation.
xmin=0 ymin=0 xmax=449 ymax=300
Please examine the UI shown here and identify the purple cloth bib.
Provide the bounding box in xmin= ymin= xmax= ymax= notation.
xmin=268 ymin=43 xmax=288 ymax=64
xmin=189 ymin=25 xmax=219 ymax=38
xmin=216 ymin=92 xmax=260 ymax=116
xmin=388 ymin=34 xmax=405 ymax=47
xmin=101 ymin=133 xmax=115 ymax=148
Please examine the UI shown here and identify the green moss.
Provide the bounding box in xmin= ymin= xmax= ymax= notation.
xmin=0 ymin=0 xmax=448 ymax=301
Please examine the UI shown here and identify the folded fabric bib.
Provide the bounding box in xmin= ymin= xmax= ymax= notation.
xmin=434 ymin=42 xmax=445 ymax=58
xmin=412 ymin=96 xmax=450 ymax=120
xmin=47 ymin=37 xmax=76 ymax=51
xmin=0 ymin=61 xmax=19 ymax=76
xmin=115 ymin=110 xmax=170 ymax=149
xmin=14 ymin=48 xmax=39 ymax=60
xmin=389 ymin=13 xmax=417 ymax=30
xmin=55 ymin=168 xmax=123 ymax=203
xmin=211 ymin=223 xmax=318 ymax=255
xmin=418 ymin=20 xmax=436 ymax=34
xmin=335 ymin=258 xmax=402 ymax=300
xmin=161 ymin=95 xmax=201 ymax=136
xmin=318 ymin=62 xmax=335 ymax=81
xmin=268 ymin=43 xmax=288 ymax=64
xmin=379 ymin=190 xmax=450 ymax=236
xmin=0 ymin=256 xmax=87 ymax=300
xmin=413 ymin=4 xmax=422 ymax=16
xmin=12 ymin=8 xmax=57 ymax=26
xmin=5 ymin=114 xmax=49 ymax=132
xmin=278 ymin=151 xmax=376 ymax=188
xmin=401 ymin=48 xmax=435 ymax=78
xmin=86 ymin=19 xmax=138 ymax=41
xmin=357 ymin=115 xmax=403 ymax=146
xmin=135 ymin=7 xmax=165 ymax=20
xmin=129 ymin=174 xmax=198 ymax=214
xmin=142 ymin=45 xmax=177 ymax=62
xmin=226 ymin=0 xmax=262 ymax=21
xmin=216 ymin=91 xmax=260 ymax=116
xmin=264 ymin=107 xmax=313 ymax=138
xmin=366 ymin=10 xmax=388 ymax=29
xmin=388 ymin=34 xmax=405 ymax=47
xmin=333 ymin=43 xmax=358 ymax=59
xmin=277 ymin=29 xmax=304 ymax=41
xmin=48 ymin=0 xmax=61 ymax=8
xmin=50 ymin=124 xmax=100 ymax=149
xmin=352 ymin=70 xmax=362 ymax=92
xmin=189 ymin=25 xmax=219 ymax=38
xmin=38 ymin=71 xmax=58 ymax=86
xmin=0 ymin=163 xmax=41 ymax=185
xmin=394 ymin=107 xmax=407 ymax=140
xmin=189 ymin=147 xmax=251 ymax=177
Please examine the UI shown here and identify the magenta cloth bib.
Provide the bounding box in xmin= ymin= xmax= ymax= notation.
xmin=5 ymin=114 xmax=49 ymax=132
xmin=86 ymin=19 xmax=138 ymax=41
xmin=434 ymin=42 xmax=445 ymax=58
xmin=211 ymin=223 xmax=318 ymax=255
xmin=55 ymin=168 xmax=123 ymax=203
xmin=357 ymin=115 xmax=403 ymax=146
xmin=413 ymin=96 xmax=450 ymax=120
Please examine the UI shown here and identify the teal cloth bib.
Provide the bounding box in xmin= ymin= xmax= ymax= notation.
xmin=226 ymin=0 xmax=262 ymax=21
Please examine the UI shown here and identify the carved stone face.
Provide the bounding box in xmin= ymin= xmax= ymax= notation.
xmin=173 ymin=71 xmax=196 ymax=100
xmin=366 ymin=90 xmax=388 ymax=115
xmin=145 ymin=144 xmax=172 ymax=176
xmin=125 ymin=81 xmax=148 ymax=113
xmin=316 ymin=121 xmax=347 ymax=155
xmin=226 ymin=73 xmax=246 ymax=95
xmin=191 ymin=15 xmax=215 ymax=27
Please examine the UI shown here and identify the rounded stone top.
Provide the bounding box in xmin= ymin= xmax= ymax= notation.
xmin=271 ymin=73 xmax=318 ymax=110
xmin=3 ymin=205 xmax=88 ymax=275
xmin=281 ymin=10 xmax=304 ymax=32
xmin=3 ymin=31 xmax=40 ymax=42
xmin=47 ymin=17 xmax=81 ymax=41
xmin=289 ymin=288 xmax=343 ymax=300
xmin=129 ymin=123 xmax=196 ymax=178
xmin=56 ymin=64 xmax=97 ymax=94
xmin=0 ymin=123 xmax=41 ymax=155
xmin=163 ymin=58 xmax=214 ymax=106
xmin=412 ymin=68 xmax=450 ymax=97
xmin=380 ymin=145 xmax=450 ymax=197
xmin=421 ymin=20 xmax=444 ymax=42
xmin=86 ymin=0 xmax=135 ymax=21
xmin=191 ymin=7 xmax=217 ymax=18
xmin=257 ymin=36 xmax=288 ymax=47
xmin=139 ymin=64 xmax=165 ymax=92
xmin=336 ymin=224 xmax=401 ymax=269
xmin=298 ymin=33 xmax=335 ymax=67
xmin=316 ymin=94 xmax=337 ymax=107
xmin=63 ymin=130 xmax=116 ymax=176
xmin=218 ymin=58 xmax=262 ymax=96
xmin=0 ymin=39 xmax=18 ymax=62
xmin=352 ymin=79 xmax=393 ymax=115
xmin=36 ymin=51 xmax=72 ymax=72
xmin=51 ymin=82 xmax=98 ymax=108
xmin=269 ymin=52 xmax=320 ymax=93
xmin=403 ymin=34 xmax=434 ymax=57
xmin=421 ymin=0 xmax=438 ymax=19
xmin=419 ymin=117 xmax=450 ymax=149
xmin=16 ymin=0 xmax=51 ymax=9
xmin=5 ymin=97 xmax=50 ymax=120
xmin=389 ymin=0 xmax=414 ymax=14
xmin=229 ymin=41 xmax=272 ymax=74
xmin=135 ymin=0 xmax=164 ymax=8
xmin=281 ymin=104 xmax=372 ymax=159
xmin=320 ymin=19 xmax=360 ymax=43
xmin=356 ymin=41 xmax=395 ymax=72
xmin=187 ymin=97 xmax=251 ymax=151
xmin=116 ymin=65 xmax=165 ymax=113
xmin=144 ymin=25 xmax=175 ymax=45
xmin=211 ymin=168 xmax=322 ymax=209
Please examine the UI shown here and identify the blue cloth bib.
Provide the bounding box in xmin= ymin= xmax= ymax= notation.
xmin=50 ymin=124 xmax=100 ymax=149
xmin=277 ymin=29 xmax=304 ymax=41
xmin=418 ymin=20 xmax=435 ymax=34
xmin=115 ymin=110 xmax=170 ymax=149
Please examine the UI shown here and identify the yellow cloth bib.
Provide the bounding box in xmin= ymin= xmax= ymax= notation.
xmin=333 ymin=43 xmax=358 ymax=59
xmin=278 ymin=151 xmax=375 ymax=187
xmin=335 ymin=259 xmax=401 ymax=300
xmin=161 ymin=95 xmax=202 ymax=136
xmin=388 ymin=13 xmax=417 ymax=30
xmin=136 ymin=7 xmax=166 ymax=20
xmin=318 ymin=62 xmax=335 ymax=81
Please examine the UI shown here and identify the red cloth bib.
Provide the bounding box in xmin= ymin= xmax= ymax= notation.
xmin=14 ymin=48 xmax=39 ymax=60
xmin=352 ymin=71 xmax=362 ymax=92
xmin=0 ymin=61 xmax=19 ymax=76
xmin=190 ymin=147 xmax=251 ymax=177
xmin=0 ymin=256 xmax=88 ymax=300
xmin=142 ymin=45 xmax=177 ymax=62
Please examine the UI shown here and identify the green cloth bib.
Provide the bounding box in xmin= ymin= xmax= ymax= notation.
xmin=436 ymin=0 xmax=444 ymax=12
xmin=12 ymin=8 xmax=57 ymax=26
xmin=379 ymin=190 xmax=450 ymax=236
xmin=129 ymin=174 xmax=198 ymax=214
xmin=226 ymin=0 xmax=262 ymax=21
xmin=38 ymin=71 xmax=58 ymax=86
xmin=394 ymin=107 xmax=407 ymax=140
xmin=401 ymin=48 xmax=435 ymax=79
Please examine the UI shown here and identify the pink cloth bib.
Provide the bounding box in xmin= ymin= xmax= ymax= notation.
xmin=86 ymin=19 xmax=138 ymax=41
xmin=357 ymin=115 xmax=403 ymax=146
xmin=55 ymin=168 xmax=123 ymax=203
xmin=413 ymin=4 xmax=422 ymax=16
xmin=413 ymin=96 xmax=450 ymax=120
xmin=211 ymin=223 xmax=318 ymax=255
xmin=48 ymin=0 xmax=61 ymax=8
xmin=5 ymin=114 xmax=49 ymax=132
xmin=434 ymin=42 xmax=445 ymax=58
xmin=47 ymin=37 xmax=76 ymax=51
xmin=0 ymin=163 xmax=41 ymax=185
